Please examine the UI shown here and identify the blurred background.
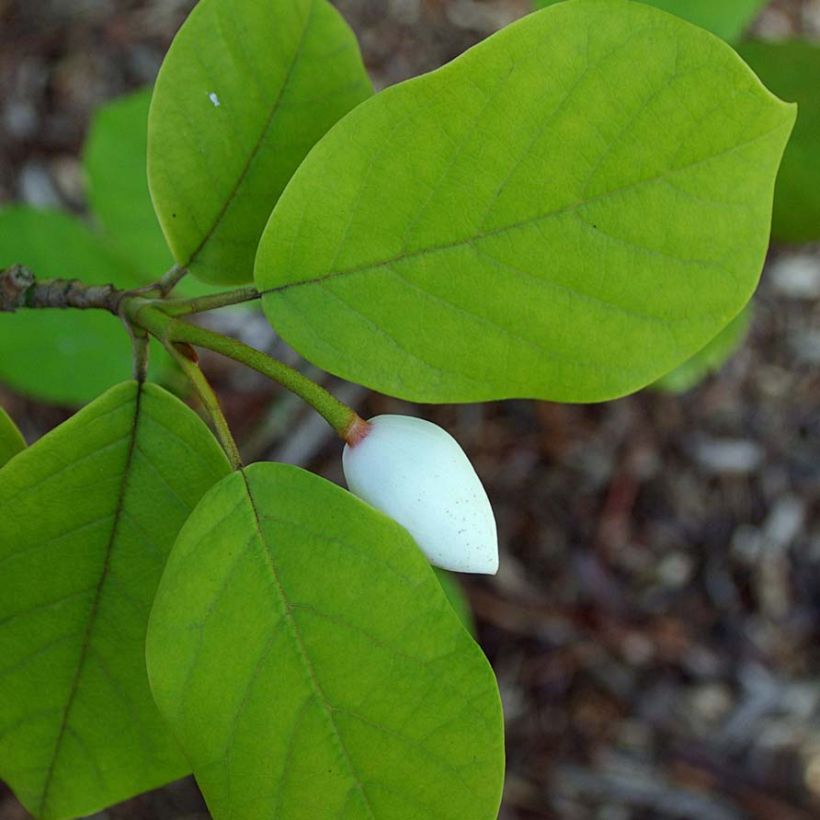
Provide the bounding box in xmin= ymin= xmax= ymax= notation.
xmin=1 ymin=0 xmax=819 ymax=817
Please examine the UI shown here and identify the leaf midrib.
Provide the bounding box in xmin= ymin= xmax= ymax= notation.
xmin=239 ymin=469 xmax=377 ymax=819
xmin=183 ymin=0 xmax=316 ymax=268
xmin=262 ymin=117 xmax=790 ymax=299
xmin=37 ymin=383 xmax=144 ymax=817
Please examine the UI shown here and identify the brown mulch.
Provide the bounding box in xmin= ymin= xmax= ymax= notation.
xmin=1 ymin=2 xmax=819 ymax=818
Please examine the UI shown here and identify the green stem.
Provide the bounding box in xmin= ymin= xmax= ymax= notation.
xmin=163 ymin=340 xmax=243 ymax=470
xmin=130 ymin=329 xmax=149 ymax=383
xmin=127 ymin=300 xmax=362 ymax=441
xmin=160 ymin=286 xmax=261 ymax=316
xmin=174 ymin=322 xmax=360 ymax=440
xmin=128 ymin=264 xmax=189 ymax=299
xmin=1 ymin=262 xmax=367 ymax=445
xmin=157 ymin=264 xmax=189 ymax=294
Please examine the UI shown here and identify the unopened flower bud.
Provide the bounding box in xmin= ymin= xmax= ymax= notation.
xmin=342 ymin=415 xmax=498 ymax=574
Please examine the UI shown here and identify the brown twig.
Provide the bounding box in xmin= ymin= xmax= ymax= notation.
xmin=0 ymin=264 xmax=123 ymax=313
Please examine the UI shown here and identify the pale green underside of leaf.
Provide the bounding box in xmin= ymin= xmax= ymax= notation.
xmin=0 ymin=207 xmax=145 ymax=405
xmin=653 ymin=303 xmax=752 ymax=392
xmin=0 ymin=381 xmax=230 ymax=819
xmin=0 ymin=407 xmax=26 ymax=468
xmin=148 ymin=0 xmax=373 ymax=285
xmin=85 ymin=88 xmax=176 ymax=282
xmin=256 ymin=0 xmax=794 ymax=404
xmin=147 ymin=463 xmax=504 ymax=820
xmin=533 ymin=0 xmax=767 ymax=42
xmin=738 ymin=40 xmax=820 ymax=243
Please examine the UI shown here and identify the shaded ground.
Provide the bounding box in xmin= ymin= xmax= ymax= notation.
xmin=1 ymin=1 xmax=819 ymax=818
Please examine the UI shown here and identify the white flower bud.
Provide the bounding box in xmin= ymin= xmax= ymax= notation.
xmin=342 ymin=415 xmax=498 ymax=574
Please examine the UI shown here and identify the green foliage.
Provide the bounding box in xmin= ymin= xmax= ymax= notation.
xmin=0 ymin=381 xmax=230 ymax=819
xmin=84 ymin=89 xmax=219 ymax=299
xmin=1 ymin=86 xmax=205 ymax=404
xmin=0 ymin=208 xmax=139 ymax=404
xmin=0 ymin=407 xmax=26 ymax=467
xmin=654 ymin=304 xmax=752 ymax=393
xmin=147 ymin=463 xmax=504 ymax=819
xmin=0 ymin=0 xmax=807 ymax=816
xmin=738 ymin=41 xmax=820 ymax=243
xmin=0 ymin=207 xmax=176 ymax=405
xmin=148 ymin=0 xmax=373 ymax=285
xmin=256 ymin=0 xmax=793 ymax=404
xmin=84 ymin=88 xmax=174 ymax=281
xmin=435 ymin=568 xmax=475 ymax=633
xmin=532 ymin=0 xmax=767 ymax=42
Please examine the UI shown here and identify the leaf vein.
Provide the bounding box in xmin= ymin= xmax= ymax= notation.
xmin=263 ymin=119 xmax=790 ymax=298
xmin=184 ymin=0 xmax=316 ymax=268
xmin=239 ymin=470 xmax=377 ymax=819
xmin=36 ymin=383 xmax=145 ymax=816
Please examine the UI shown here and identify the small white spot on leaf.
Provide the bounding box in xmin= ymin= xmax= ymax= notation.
xmin=208 ymin=92 xmax=221 ymax=107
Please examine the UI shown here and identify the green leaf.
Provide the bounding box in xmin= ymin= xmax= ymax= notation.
xmin=84 ymin=90 xmax=220 ymax=300
xmin=0 ymin=381 xmax=230 ymax=819
xmin=0 ymin=207 xmax=140 ymax=405
xmin=84 ymin=88 xmax=174 ymax=282
xmin=147 ymin=462 xmax=504 ymax=819
xmin=435 ymin=568 xmax=474 ymax=634
xmin=256 ymin=0 xmax=794 ymax=404
xmin=653 ymin=304 xmax=752 ymax=393
xmin=738 ymin=40 xmax=820 ymax=243
xmin=148 ymin=0 xmax=372 ymax=285
xmin=533 ymin=0 xmax=767 ymax=42
xmin=0 ymin=407 xmax=26 ymax=468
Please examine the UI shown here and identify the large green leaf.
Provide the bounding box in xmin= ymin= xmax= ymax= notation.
xmin=0 ymin=381 xmax=230 ymax=819
xmin=0 ymin=407 xmax=25 ymax=467
xmin=653 ymin=303 xmax=752 ymax=393
xmin=533 ymin=0 xmax=767 ymax=42
xmin=84 ymin=88 xmax=174 ymax=282
xmin=738 ymin=41 xmax=820 ymax=243
xmin=0 ymin=207 xmax=140 ymax=405
xmin=148 ymin=0 xmax=373 ymax=285
xmin=147 ymin=462 xmax=504 ymax=819
xmin=256 ymin=0 xmax=794 ymax=404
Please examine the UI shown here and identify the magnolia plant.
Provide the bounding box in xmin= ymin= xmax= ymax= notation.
xmin=0 ymin=0 xmax=801 ymax=817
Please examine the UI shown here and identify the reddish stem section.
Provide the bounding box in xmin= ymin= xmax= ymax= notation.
xmin=344 ymin=415 xmax=372 ymax=448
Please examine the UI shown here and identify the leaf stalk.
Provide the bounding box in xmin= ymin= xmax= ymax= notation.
xmin=160 ymin=286 xmax=261 ymax=316
xmin=0 ymin=265 xmax=365 ymax=445
xmin=125 ymin=299 xmax=363 ymax=442
xmin=163 ymin=340 xmax=244 ymax=470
